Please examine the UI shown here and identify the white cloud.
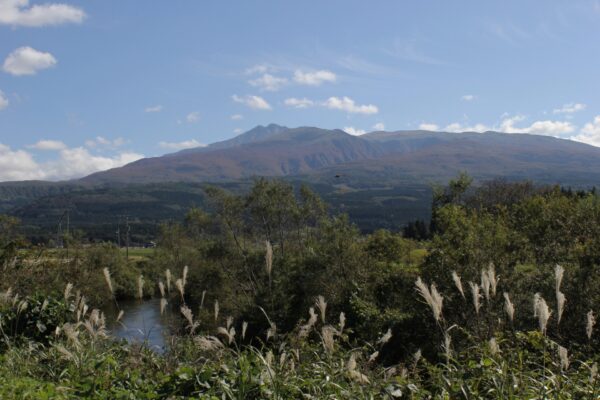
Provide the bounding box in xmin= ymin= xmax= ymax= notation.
xmin=0 ymin=0 xmax=85 ymax=27
xmin=145 ymin=105 xmax=162 ymax=113
xmin=230 ymin=114 xmax=243 ymax=120
xmin=499 ymin=115 xmax=575 ymax=135
xmin=293 ymin=69 xmax=336 ymax=86
xmin=232 ymin=94 xmax=272 ymax=110
xmin=323 ymin=96 xmax=378 ymax=115
xmin=570 ymin=116 xmax=600 ymax=147
xmin=461 ymin=94 xmax=475 ymax=101
xmin=372 ymin=122 xmax=385 ymax=131
xmin=248 ymin=73 xmax=287 ymax=91
xmin=343 ymin=126 xmax=366 ymax=136
xmin=0 ymin=143 xmax=42 ymax=181
xmin=245 ymin=64 xmax=270 ymax=75
xmin=28 ymin=139 xmax=66 ymax=151
xmin=3 ymin=46 xmax=57 ymax=76
xmin=444 ymin=122 xmax=490 ymax=133
xmin=553 ymin=103 xmax=586 ymax=114
xmin=0 ymin=142 xmax=143 ymax=181
xmin=84 ymin=136 xmax=127 ymax=149
xmin=159 ymin=139 xmax=205 ymax=150
xmin=419 ymin=123 xmax=439 ymax=131
xmin=284 ymin=97 xmax=314 ymax=109
xmin=0 ymin=90 xmax=8 ymax=110
xmin=233 ymin=128 xmax=243 ymax=134
xmin=186 ymin=111 xmax=200 ymax=123
xmin=47 ymin=148 xmax=143 ymax=179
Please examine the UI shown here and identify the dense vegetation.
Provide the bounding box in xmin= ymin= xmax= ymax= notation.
xmin=2 ymin=176 xmax=600 ymax=398
xmin=0 ymin=179 xmax=432 ymax=244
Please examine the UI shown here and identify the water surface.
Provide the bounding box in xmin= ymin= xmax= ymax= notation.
xmin=104 ymin=298 xmax=173 ymax=352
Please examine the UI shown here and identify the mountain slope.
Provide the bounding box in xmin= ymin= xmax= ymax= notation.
xmin=80 ymin=125 xmax=600 ymax=186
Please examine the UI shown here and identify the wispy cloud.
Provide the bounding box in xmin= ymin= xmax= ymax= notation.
xmin=186 ymin=111 xmax=200 ymax=123
xmin=0 ymin=90 xmax=8 ymax=110
xmin=145 ymin=105 xmax=163 ymax=113
xmin=248 ymin=73 xmax=288 ymax=91
xmin=372 ymin=122 xmax=385 ymax=131
xmin=28 ymin=140 xmax=67 ymax=151
xmin=159 ymin=139 xmax=204 ymax=150
xmin=284 ymin=97 xmax=314 ymax=109
xmin=553 ymin=103 xmax=586 ymax=114
xmin=461 ymin=95 xmax=476 ymax=101
xmin=293 ymin=70 xmax=336 ymax=86
xmin=419 ymin=123 xmax=440 ymax=131
xmin=323 ymin=96 xmax=378 ymax=115
xmin=230 ymin=114 xmax=243 ymax=120
xmin=232 ymin=94 xmax=272 ymax=110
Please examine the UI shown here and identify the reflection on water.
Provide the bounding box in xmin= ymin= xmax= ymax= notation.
xmin=104 ymin=298 xmax=174 ymax=352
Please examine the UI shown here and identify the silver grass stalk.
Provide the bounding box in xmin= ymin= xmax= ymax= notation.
xmin=488 ymin=337 xmax=500 ymax=355
xmin=487 ymin=263 xmax=498 ymax=297
xmin=299 ymin=307 xmax=318 ymax=338
xmin=137 ymin=275 xmax=144 ymax=300
xmin=194 ymin=335 xmax=224 ymax=351
xmin=64 ymin=283 xmax=74 ymax=302
xmin=587 ymin=310 xmax=596 ymax=340
xmin=266 ymin=322 xmax=277 ymax=341
xmin=415 ymin=277 xmax=443 ymax=322
xmin=175 ymin=278 xmax=184 ymax=302
xmin=555 ymin=264 xmax=564 ymax=293
xmin=102 ymin=268 xmax=114 ymax=295
xmin=158 ymin=281 xmax=165 ymax=298
xmin=180 ymin=305 xmax=197 ymax=333
xmin=533 ymin=292 xmax=541 ymax=317
xmin=481 ymin=269 xmax=491 ymax=301
xmin=182 ymin=265 xmax=189 ymax=288
xmin=315 ymin=295 xmax=327 ymax=323
xmin=265 ymin=240 xmax=273 ymax=282
xmin=377 ymin=328 xmax=393 ymax=345
xmin=165 ymin=269 xmax=172 ymax=293
xmin=556 ymin=291 xmax=566 ymax=326
xmin=443 ymin=332 xmax=452 ymax=362
xmin=321 ymin=325 xmax=336 ymax=353
xmin=451 ymin=271 xmax=465 ymax=299
xmin=214 ymin=300 xmax=219 ymax=322
xmin=503 ymin=292 xmax=515 ymax=323
xmin=469 ymin=282 xmax=481 ymax=315
xmin=160 ymin=298 xmax=168 ymax=315
xmin=591 ymin=363 xmax=598 ymax=384
xmin=414 ymin=349 xmax=422 ymax=364
xmin=200 ymin=290 xmax=206 ymax=309
xmin=242 ymin=321 xmax=248 ymax=340
xmin=533 ymin=293 xmax=552 ymax=335
xmin=368 ymin=351 xmax=379 ymax=363
xmin=558 ymin=345 xmax=569 ymax=371
xmin=339 ymin=312 xmax=346 ymax=333
xmin=41 ymin=298 xmax=49 ymax=311
xmin=226 ymin=316 xmax=233 ymax=330
xmin=116 ymin=310 xmax=124 ymax=322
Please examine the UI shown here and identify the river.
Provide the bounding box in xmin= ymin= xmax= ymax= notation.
xmin=104 ymin=298 xmax=175 ymax=352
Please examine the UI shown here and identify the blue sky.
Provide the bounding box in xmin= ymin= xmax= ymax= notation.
xmin=1 ymin=0 xmax=600 ymax=181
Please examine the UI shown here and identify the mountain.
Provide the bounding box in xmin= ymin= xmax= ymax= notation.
xmin=81 ymin=126 xmax=383 ymax=184
xmin=80 ymin=125 xmax=600 ymax=186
